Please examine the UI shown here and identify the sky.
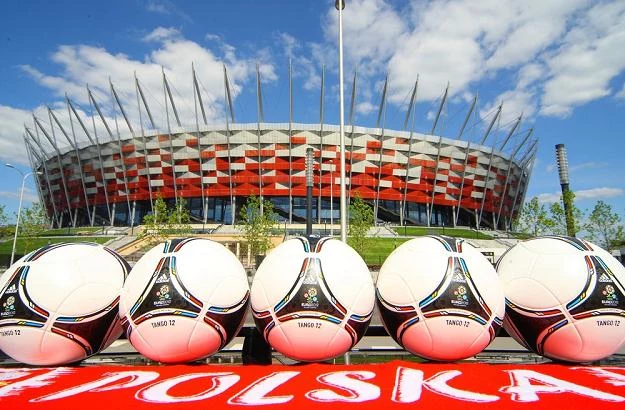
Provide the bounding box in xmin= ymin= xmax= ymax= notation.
xmin=1 ymin=0 xmax=624 ymax=225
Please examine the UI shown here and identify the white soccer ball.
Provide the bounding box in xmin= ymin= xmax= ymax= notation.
xmin=497 ymin=236 xmax=625 ymax=362
xmin=0 ymin=243 xmax=129 ymax=365
xmin=119 ymin=238 xmax=249 ymax=363
xmin=376 ymin=235 xmax=505 ymax=361
xmin=251 ymin=237 xmax=375 ymax=362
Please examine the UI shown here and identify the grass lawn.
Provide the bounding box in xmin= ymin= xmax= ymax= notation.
xmin=358 ymin=237 xmax=412 ymax=267
xmin=332 ymin=352 xmax=426 ymax=364
xmin=357 ymin=227 xmax=498 ymax=267
xmin=0 ymin=236 xmax=114 ymax=256
xmin=508 ymin=232 xmax=532 ymax=239
xmin=38 ymin=227 xmax=108 ymax=236
xmin=392 ymin=226 xmax=493 ymax=239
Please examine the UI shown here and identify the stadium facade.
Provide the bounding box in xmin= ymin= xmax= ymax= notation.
xmin=23 ymin=69 xmax=536 ymax=230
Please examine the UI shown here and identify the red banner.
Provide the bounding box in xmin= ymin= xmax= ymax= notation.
xmin=1 ymin=361 xmax=624 ymax=409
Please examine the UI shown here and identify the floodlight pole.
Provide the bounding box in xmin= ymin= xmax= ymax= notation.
xmin=6 ymin=165 xmax=38 ymax=266
xmin=556 ymin=144 xmax=575 ymax=237
xmin=336 ymin=0 xmax=347 ymax=243
xmin=306 ymin=148 xmax=314 ymax=237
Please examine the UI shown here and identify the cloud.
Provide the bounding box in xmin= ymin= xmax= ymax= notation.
xmin=387 ymin=1 xmax=588 ymax=107
xmin=312 ymin=0 xmax=625 ymax=124
xmin=356 ymin=101 xmax=375 ymax=116
xmin=278 ymin=32 xmax=298 ymax=59
xmin=517 ymin=63 xmax=546 ymax=90
xmin=7 ymin=0 xmax=625 ymax=167
xmin=276 ymin=32 xmax=321 ymax=92
xmin=0 ymin=105 xmax=39 ymax=166
xmin=480 ymin=90 xmax=536 ymax=126
xmin=569 ymin=161 xmax=608 ymax=172
xmin=616 ymin=82 xmax=625 ymax=99
xmin=0 ymin=188 xmax=39 ymax=204
xmin=205 ymin=33 xmax=221 ymax=42
xmin=146 ymin=0 xmax=169 ymax=14
xmin=536 ymin=192 xmax=563 ymax=203
xmin=484 ymin=2 xmax=585 ymax=70
xmin=319 ymin=0 xmax=408 ymax=111
xmin=15 ymin=27 xmax=277 ymax=162
xmin=143 ymin=27 xmax=182 ymax=42
xmin=540 ymin=1 xmax=625 ymax=117
xmin=18 ymin=65 xmax=86 ymax=101
xmin=145 ymin=0 xmax=192 ymax=22
xmin=575 ymin=187 xmax=625 ymax=200
xmin=537 ymin=187 xmax=625 ymax=203
xmin=323 ymin=0 xmax=407 ymax=77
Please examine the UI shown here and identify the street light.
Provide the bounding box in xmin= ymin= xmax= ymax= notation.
xmin=336 ymin=0 xmax=347 ymax=243
xmin=330 ymin=160 xmax=335 ymax=236
xmin=5 ymin=164 xmax=41 ymax=266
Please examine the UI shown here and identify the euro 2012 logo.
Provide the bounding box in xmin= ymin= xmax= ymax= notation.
xmin=451 ymin=285 xmax=469 ymax=307
xmin=301 ymin=287 xmax=319 ymax=308
xmin=2 ymin=296 xmax=15 ymax=312
xmin=157 ymin=285 xmax=170 ymax=301
xmin=603 ymin=285 xmax=617 ymax=302
xmin=305 ymin=288 xmax=318 ymax=304
xmin=454 ymin=285 xmax=468 ymax=301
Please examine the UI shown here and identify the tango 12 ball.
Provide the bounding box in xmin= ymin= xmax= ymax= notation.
xmin=251 ymin=237 xmax=375 ymax=362
xmin=119 ymin=238 xmax=249 ymax=363
xmin=0 ymin=243 xmax=129 ymax=365
xmin=377 ymin=235 xmax=505 ymax=361
xmin=497 ymin=236 xmax=625 ymax=362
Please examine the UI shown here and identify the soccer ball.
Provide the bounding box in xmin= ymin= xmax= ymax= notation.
xmin=251 ymin=237 xmax=375 ymax=362
xmin=376 ymin=235 xmax=505 ymax=361
xmin=0 ymin=243 xmax=129 ymax=365
xmin=119 ymin=238 xmax=249 ymax=363
xmin=497 ymin=236 xmax=625 ymax=362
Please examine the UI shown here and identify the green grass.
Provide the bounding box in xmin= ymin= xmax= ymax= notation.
xmin=358 ymin=237 xmax=412 ymax=267
xmin=38 ymin=227 xmax=107 ymax=236
xmin=392 ymin=226 xmax=493 ymax=239
xmin=0 ymin=236 xmax=114 ymax=256
xmin=358 ymin=227 xmax=495 ymax=266
xmin=332 ymin=352 xmax=426 ymax=364
xmin=508 ymin=231 xmax=532 ymax=239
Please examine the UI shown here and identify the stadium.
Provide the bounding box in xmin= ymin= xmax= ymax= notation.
xmin=23 ymin=68 xmax=536 ymax=230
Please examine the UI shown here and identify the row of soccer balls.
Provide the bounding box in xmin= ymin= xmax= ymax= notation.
xmin=0 ymin=235 xmax=623 ymax=366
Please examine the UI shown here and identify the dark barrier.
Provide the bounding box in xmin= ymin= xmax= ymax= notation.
xmin=0 ymin=254 xmax=23 ymax=269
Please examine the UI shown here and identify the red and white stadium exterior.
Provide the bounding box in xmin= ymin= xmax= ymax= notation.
xmin=25 ymin=122 xmax=534 ymax=230
xmin=23 ymin=72 xmax=535 ymax=230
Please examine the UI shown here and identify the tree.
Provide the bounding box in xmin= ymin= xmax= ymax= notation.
xmin=141 ymin=195 xmax=170 ymax=245
xmin=240 ymin=196 xmax=277 ymax=258
xmin=18 ymin=202 xmax=47 ymax=254
xmin=167 ymin=197 xmax=192 ymax=235
xmin=549 ymin=191 xmax=583 ymax=236
xmin=0 ymin=204 xmax=8 ymax=238
xmin=514 ymin=197 xmax=554 ymax=236
xmin=348 ymin=195 xmax=374 ymax=258
xmin=584 ymin=200 xmax=624 ymax=251
xmin=141 ymin=196 xmax=193 ymax=244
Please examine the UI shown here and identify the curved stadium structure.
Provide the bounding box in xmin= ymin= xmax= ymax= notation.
xmin=23 ymin=70 xmax=536 ymax=230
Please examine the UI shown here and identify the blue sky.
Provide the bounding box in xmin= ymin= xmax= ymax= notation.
xmin=1 ymin=0 xmax=624 ymax=225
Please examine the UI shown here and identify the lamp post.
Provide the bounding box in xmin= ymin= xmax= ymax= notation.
xmin=130 ymin=200 xmax=137 ymax=236
xmin=5 ymin=164 xmax=40 ymax=266
xmin=330 ymin=160 xmax=335 ymax=236
xmin=335 ymin=0 xmax=347 ymax=243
